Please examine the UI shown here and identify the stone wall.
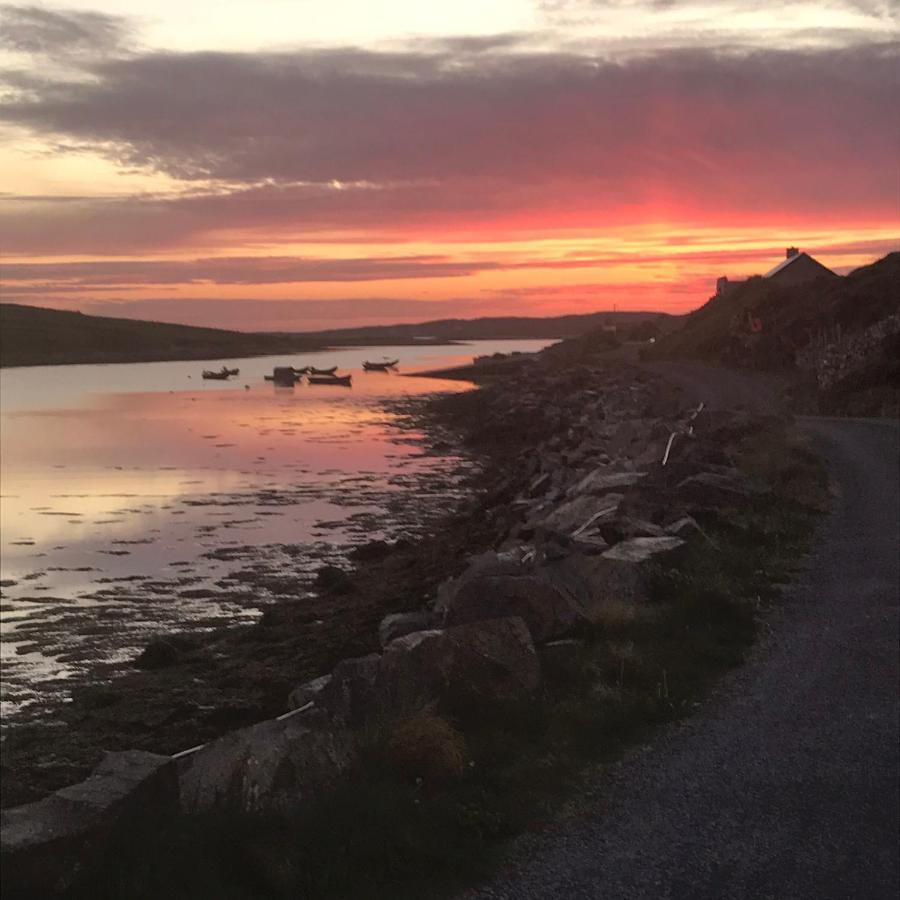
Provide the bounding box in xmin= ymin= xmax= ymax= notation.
xmin=796 ymin=312 xmax=900 ymax=392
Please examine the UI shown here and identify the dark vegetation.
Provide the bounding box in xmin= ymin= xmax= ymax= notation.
xmin=63 ymin=419 xmax=829 ymax=900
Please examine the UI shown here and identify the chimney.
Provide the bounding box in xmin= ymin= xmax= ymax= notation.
xmin=786 ymin=247 xmax=799 ymax=259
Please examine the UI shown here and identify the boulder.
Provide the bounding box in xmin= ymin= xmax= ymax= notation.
xmin=348 ymin=540 xmax=391 ymax=562
xmin=378 ymin=611 xmax=439 ymax=648
xmin=537 ymin=493 xmax=624 ymax=533
xmin=665 ymin=515 xmax=702 ymax=538
xmin=376 ymin=618 xmax=540 ymax=720
xmin=375 ymin=629 xmax=448 ymax=719
xmin=632 ymin=443 xmax=667 ymax=470
xmin=527 ymin=472 xmax=552 ymax=497
xmin=538 ymin=553 xmax=649 ymax=625
xmin=177 ymin=714 xmax=354 ymax=814
xmin=441 ymin=617 xmax=541 ymax=711
xmin=606 ymin=419 xmax=658 ymax=456
xmin=318 ymin=654 xmax=382 ymax=727
xmin=314 ymin=564 xmax=355 ymax=594
xmin=539 ymin=638 xmax=587 ymax=681
xmin=286 ymin=674 xmax=332 ymax=711
xmin=569 ymin=534 xmax=610 ymax=555
xmin=444 ymin=574 xmax=585 ymax=643
xmin=597 ymin=516 xmax=665 ymax=545
xmin=134 ymin=636 xmax=196 ymax=669
xmin=567 ymin=469 xmax=646 ymax=498
xmin=434 ymin=550 xmax=527 ymax=612
xmin=677 ymin=468 xmax=770 ymax=508
xmin=601 ymin=536 xmax=684 ymax=563
xmin=1 ymin=751 xmax=177 ymax=897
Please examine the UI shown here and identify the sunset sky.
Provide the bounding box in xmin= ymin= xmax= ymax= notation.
xmin=1 ymin=1 xmax=897 ymax=331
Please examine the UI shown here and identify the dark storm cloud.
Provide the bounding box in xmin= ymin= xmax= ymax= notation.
xmin=26 ymin=297 xmax=493 ymax=331
xmin=0 ymin=3 xmax=132 ymax=56
xmin=0 ymin=254 xmax=500 ymax=285
xmin=1 ymin=39 xmax=896 ymax=254
xmin=2 ymin=42 xmax=895 ymax=184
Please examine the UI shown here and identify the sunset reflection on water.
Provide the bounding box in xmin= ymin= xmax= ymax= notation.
xmin=0 ymin=341 xmax=551 ymax=714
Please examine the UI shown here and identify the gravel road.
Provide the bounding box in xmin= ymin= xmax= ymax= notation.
xmin=465 ymin=369 xmax=899 ymax=899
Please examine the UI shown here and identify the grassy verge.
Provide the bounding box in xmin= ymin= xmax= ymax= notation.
xmin=67 ymin=421 xmax=829 ymax=900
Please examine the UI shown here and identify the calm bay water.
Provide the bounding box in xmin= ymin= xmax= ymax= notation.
xmin=0 ymin=340 xmax=552 ymax=716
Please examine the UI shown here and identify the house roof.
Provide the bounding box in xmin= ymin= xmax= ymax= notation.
xmin=764 ymin=252 xmax=835 ymax=279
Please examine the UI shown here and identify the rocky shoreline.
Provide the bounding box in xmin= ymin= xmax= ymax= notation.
xmin=1 ymin=342 xmax=829 ymax=896
xmin=0 ymin=350 xmax=679 ymax=793
xmin=0 ymin=393 xmax=489 ymax=808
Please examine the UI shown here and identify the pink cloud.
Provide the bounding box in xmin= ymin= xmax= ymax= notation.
xmin=1 ymin=42 xmax=896 ymax=256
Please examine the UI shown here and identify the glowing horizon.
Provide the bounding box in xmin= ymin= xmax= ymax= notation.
xmin=1 ymin=1 xmax=897 ymax=330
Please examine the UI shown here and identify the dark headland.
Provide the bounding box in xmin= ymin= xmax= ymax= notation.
xmin=0 ymin=303 xmax=667 ymax=368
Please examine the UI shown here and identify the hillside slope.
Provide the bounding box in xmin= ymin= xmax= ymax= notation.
xmin=0 ymin=305 xmax=322 ymax=367
xmin=0 ymin=305 xmax=672 ymax=368
xmin=308 ymin=311 xmax=670 ymax=345
xmin=647 ymin=253 xmax=900 ymax=415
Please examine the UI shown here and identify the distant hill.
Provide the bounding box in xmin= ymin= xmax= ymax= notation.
xmin=307 ymin=311 xmax=670 ymax=345
xmin=0 ymin=304 xmax=324 ymax=368
xmin=0 ymin=305 xmax=671 ymax=368
xmin=647 ymin=252 xmax=900 ymax=415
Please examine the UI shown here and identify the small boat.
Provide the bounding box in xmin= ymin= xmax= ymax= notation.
xmin=309 ymin=366 xmax=338 ymax=376
xmin=266 ymin=366 xmax=303 ymax=386
xmin=362 ymin=359 xmax=399 ymax=371
xmin=202 ymin=369 xmax=231 ymax=380
xmin=308 ymin=374 xmax=352 ymax=386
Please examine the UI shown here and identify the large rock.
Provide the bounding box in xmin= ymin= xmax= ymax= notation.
xmin=569 ymin=534 xmax=610 ymax=555
xmin=526 ymin=472 xmax=552 ymax=497
xmin=601 ymin=536 xmax=685 ymax=563
xmin=441 ymin=618 xmax=541 ymax=710
xmin=677 ymin=468 xmax=770 ymax=509
xmin=376 ymin=618 xmax=541 ymax=720
xmin=539 ymin=551 xmax=647 ymax=609
xmin=374 ymin=629 xmax=448 ymax=719
xmin=318 ymin=654 xmax=382 ymax=727
xmin=665 ymin=515 xmax=702 ymax=538
xmin=539 ymin=553 xmax=649 ymax=624
xmin=1 ymin=751 xmax=177 ymax=897
xmin=378 ymin=610 xmax=438 ymax=648
xmin=539 ymin=638 xmax=587 ymax=681
xmin=537 ymin=493 xmax=624 ymax=534
xmin=434 ymin=550 xmax=527 ymax=612
xmin=567 ymin=470 xmax=646 ymax=498
xmin=444 ymin=574 xmax=585 ymax=643
xmin=597 ymin=515 xmax=666 ymax=544
xmin=177 ymin=713 xmax=355 ymax=814
xmin=287 ymin=674 xmax=332 ymax=711
xmin=605 ymin=418 xmax=662 ymax=456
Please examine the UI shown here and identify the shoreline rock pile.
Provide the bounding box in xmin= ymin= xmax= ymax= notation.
xmin=1 ymin=357 xmax=777 ymax=894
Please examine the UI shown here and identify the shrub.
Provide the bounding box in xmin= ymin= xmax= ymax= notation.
xmin=386 ymin=715 xmax=467 ymax=784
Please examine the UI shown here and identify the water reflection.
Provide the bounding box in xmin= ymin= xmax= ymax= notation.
xmin=0 ymin=340 xmax=552 ymax=715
